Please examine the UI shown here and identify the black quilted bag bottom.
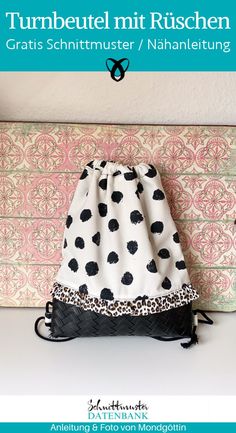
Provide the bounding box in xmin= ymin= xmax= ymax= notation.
xmin=50 ymin=298 xmax=193 ymax=339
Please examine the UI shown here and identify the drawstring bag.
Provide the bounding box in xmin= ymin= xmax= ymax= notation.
xmin=35 ymin=160 xmax=213 ymax=347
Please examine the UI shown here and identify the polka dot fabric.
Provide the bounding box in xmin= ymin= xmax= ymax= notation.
xmin=53 ymin=160 xmax=198 ymax=316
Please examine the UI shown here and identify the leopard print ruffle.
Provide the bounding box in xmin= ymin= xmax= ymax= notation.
xmin=51 ymin=282 xmax=199 ymax=317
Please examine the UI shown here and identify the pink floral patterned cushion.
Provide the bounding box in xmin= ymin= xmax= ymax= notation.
xmin=0 ymin=122 xmax=235 ymax=311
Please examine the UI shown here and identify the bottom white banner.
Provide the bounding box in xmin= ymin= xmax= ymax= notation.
xmin=0 ymin=395 xmax=235 ymax=422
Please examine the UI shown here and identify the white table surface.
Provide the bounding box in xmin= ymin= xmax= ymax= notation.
xmin=0 ymin=308 xmax=235 ymax=395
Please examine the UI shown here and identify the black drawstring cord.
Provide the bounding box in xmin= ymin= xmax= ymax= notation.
xmin=181 ymin=309 xmax=213 ymax=349
xmin=194 ymin=309 xmax=214 ymax=325
xmin=34 ymin=301 xmax=75 ymax=342
xmin=181 ymin=325 xmax=198 ymax=349
xmin=34 ymin=316 xmax=75 ymax=342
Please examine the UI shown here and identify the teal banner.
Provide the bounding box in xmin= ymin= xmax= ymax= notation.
xmin=0 ymin=424 xmax=236 ymax=433
xmin=0 ymin=0 xmax=235 ymax=71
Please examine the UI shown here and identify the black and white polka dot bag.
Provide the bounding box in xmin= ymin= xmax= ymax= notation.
xmin=35 ymin=160 xmax=213 ymax=347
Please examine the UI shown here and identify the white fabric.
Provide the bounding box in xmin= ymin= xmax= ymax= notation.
xmin=55 ymin=160 xmax=197 ymax=311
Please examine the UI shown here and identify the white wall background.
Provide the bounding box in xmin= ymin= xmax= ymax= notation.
xmin=0 ymin=72 xmax=235 ymax=124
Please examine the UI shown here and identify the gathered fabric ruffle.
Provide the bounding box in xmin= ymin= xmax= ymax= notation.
xmin=51 ymin=282 xmax=199 ymax=317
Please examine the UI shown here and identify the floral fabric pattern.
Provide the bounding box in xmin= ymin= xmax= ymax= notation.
xmin=0 ymin=122 xmax=235 ymax=311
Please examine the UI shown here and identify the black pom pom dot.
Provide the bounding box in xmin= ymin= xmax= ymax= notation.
xmin=137 ymin=182 xmax=144 ymax=194
xmin=111 ymin=191 xmax=123 ymax=204
xmin=68 ymin=258 xmax=79 ymax=272
xmin=146 ymin=259 xmax=158 ymax=273
xmin=153 ymin=189 xmax=165 ymax=200
xmin=146 ymin=165 xmax=157 ymax=178
xmin=176 ymin=260 xmax=186 ymax=270
xmin=100 ymin=161 xmax=107 ymax=168
xmin=80 ymin=169 xmax=88 ymax=180
xmin=158 ymin=248 xmax=170 ymax=259
xmin=162 ymin=277 xmax=172 ymax=290
xmin=135 ymin=295 xmax=148 ymax=302
xmin=100 ymin=288 xmax=114 ymax=300
xmin=87 ymin=161 xmax=94 ymax=168
xmin=124 ymin=171 xmax=137 ymax=181
xmin=79 ymin=284 xmax=88 ymax=295
xmin=107 ymin=251 xmax=119 ymax=264
xmin=108 ymin=219 xmax=119 ymax=232
xmin=127 ymin=241 xmax=138 ymax=255
xmin=80 ymin=209 xmax=92 ymax=222
xmin=66 ymin=215 xmax=73 ymax=228
xmin=85 ymin=261 xmax=99 ymax=276
xmin=63 ymin=238 xmax=67 ymax=249
xmin=121 ymin=272 xmax=133 ymax=285
xmin=75 ymin=236 xmax=85 ymax=249
xmin=99 ymin=178 xmax=107 ymax=190
xmin=113 ymin=170 xmax=121 ymax=177
xmin=98 ymin=203 xmax=107 ymax=217
xmin=92 ymin=232 xmax=100 ymax=246
xmin=173 ymin=232 xmax=180 ymax=243
xmin=151 ymin=221 xmax=164 ymax=234
xmin=130 ymin=210 xmax=144 ymax=225
xmin=135 ymin=182 xmax=144 ymax=199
